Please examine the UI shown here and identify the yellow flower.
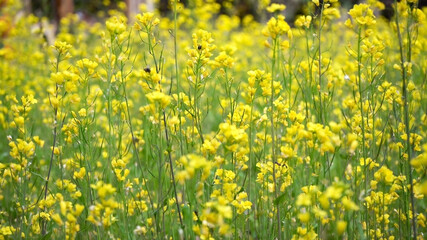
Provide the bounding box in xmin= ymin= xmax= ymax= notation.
xmin=106 ymin=16 xmax=127 ymax=35
xmin=323 ymin=7 xmax=341 ymax=20
xmin=262 ymin=15 xmax=290 ymax=39
xmin=51 ymin=213 xmax=63 ymax=225
xmin=341 ymin=196 xmax=359 ymax=211
xmin=76 ymin=58 xmax=98 ymax=74
xmin=135 ymin=12 xmax=160 ymax=30
xmin=145 ymin=91 xmax=172 ymax=109
xmin=324 ymin=184 xmax=343 ymax=200
xmin=336 ymin=220 xmax=347 ymax=235
xmin=73 ymin=167 xmax=86 ymax=180
xmin=78 ymin=108 xmax=87 ymax=117
xmin=231 ymin=192 xmax=252 ymax=214
xmin=348 ymin=4 xmax=376 ymax=26
xmin=0 ymin=226 xmax=16 ymax=236
xmin=296 ymin=192 xmax=312 ymax=206
xmin=91 ymin=181 xmax=116 ymax=199
xmin=266 ymin=3 xmax=286 ymax=13
xmin=53 ymin=40 xmax=72 ymax=55
xmin=39 ymin=212 xmax=51 ymax=221
xmin=201 ymin=137 xmax=221 ymax=155
xmin=33 ymin=136 xmax=45 ymax=147
xmin=295 ymin=15 xmax=312 ymax=28
xmin=374 ymin=166 xmax=395 ymax=184
xmin=186 ymin=29 xmax=216 ymax=71
xmin=114 ymin=168 xmax=130 ymax=181
xmin=214 ymin=51 xmax=235 ymax=68
xmin=298 ymin=212 xmax=310 ymax=223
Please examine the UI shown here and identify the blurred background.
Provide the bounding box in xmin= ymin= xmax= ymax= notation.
xmin=2 ymin=0 xmax=426 ymax=38
xmin=16 ymin=0 xmax=423 ymax=24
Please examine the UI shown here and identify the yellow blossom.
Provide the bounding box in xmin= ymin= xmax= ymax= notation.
xmin=266 ymin=3 xmax=286 ymax=13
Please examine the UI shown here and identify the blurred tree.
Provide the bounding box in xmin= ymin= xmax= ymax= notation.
xmin=55 ymin=0 xmax=74 ymax=22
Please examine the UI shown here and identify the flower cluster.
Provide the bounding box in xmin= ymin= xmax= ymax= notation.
xmin=0 ymin=0 xmax=426 ymax=239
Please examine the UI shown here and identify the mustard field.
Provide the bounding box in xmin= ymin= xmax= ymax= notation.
xmin=0 ymin=0 xmax=426 ymax=239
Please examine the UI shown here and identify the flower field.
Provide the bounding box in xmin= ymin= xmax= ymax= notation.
xmin=0 ymin=0 xmax=426 ymax=239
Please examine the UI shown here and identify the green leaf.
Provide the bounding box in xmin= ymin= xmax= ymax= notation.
xmin=182 ymin=204 xmax=193 ymax=228
xmin=273 ymin=193 xmax=286 ymax=206
xmin=39 ymin=231 xmax=53 ymax=240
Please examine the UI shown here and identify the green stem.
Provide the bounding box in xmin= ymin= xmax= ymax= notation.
xmin=270 ymin=36 xmax=281 ymax=240
xmin=173 ymin=0 xmax=184 ymax=157
xmin=356 ymin=26 xmax=370 ymax=239
xmin=162 ymin=110 xmax=184 ymax=229
xmin=122 ymin=76 xmax=156 ymax=226
xmin=42 ymin=54 xmax=61 ymax=236
xmin=394 ymin=2 xmax=417 ymax=238
xmin=318 ymin=3 xmax=324 ymax=125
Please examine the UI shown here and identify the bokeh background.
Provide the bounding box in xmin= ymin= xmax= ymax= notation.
xmin=21 ymin=0 xmax=427 ymax=26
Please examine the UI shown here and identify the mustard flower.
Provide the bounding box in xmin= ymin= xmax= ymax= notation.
xmin=262 ymin=15 xmax=290 ymax=39
xmin=347 ymin=4 xmax=376 ymax=27
xmin=266 ymin=3 xmax=286 ymax=13
xmin=186 ymin=29 xmax=216 ymax=69
xmin=145 ymin=91 xmax=172 ymax=109
xmin=295 ymin=15 xmax=312 ymax=29
xmin=214 ymin=51 xmax=235 ymax=69
xmin=106 ymin=16 xmax=127 ymax=35
xmin=176 ymin=154 xmax=211 ymax=184
xmin=53 ymin=40 xmax=72 ymax=55
xmin=336 ymin=220 xmax=347 ymax=235
xmin=134 ymin=12 xmax=160 ymax=30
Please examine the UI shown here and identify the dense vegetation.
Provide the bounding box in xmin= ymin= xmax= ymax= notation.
xmin=0 ymin=0 xmax=426 ymax=239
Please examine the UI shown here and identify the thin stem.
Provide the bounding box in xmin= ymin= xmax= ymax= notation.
xmin=173 ymin=0 xmax=184 ymax=156
xmin=356 ymin=26 xmax=369 ymax=239
xmin=162 ymin=110 xmax=184 ymax=229
xmin=270 ymin=36 xmax=281 ymax=240
xmin=42 ymin=54 xmax=60 ymax=236
xmin=123 ymin=79 xmax=156 ymax=224
xmin=318 ymin=2 xmax=324 ymax=125
xmin=394 ymin=2 xmax=417 ymax=238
